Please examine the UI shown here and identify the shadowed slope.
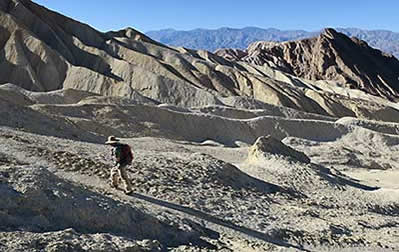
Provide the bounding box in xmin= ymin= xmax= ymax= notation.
xmin=218 ymin=28 xmax=399 ymax=99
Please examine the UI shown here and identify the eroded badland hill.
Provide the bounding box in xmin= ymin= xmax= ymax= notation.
xmin=1 ymin=0 xmax=399 ymax=251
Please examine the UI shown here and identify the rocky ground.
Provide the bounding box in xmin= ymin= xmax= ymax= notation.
xmin=1 ymin=122 xmax=398 ymax=251
xmin=1 ymin=1 xmax=399 ymax=251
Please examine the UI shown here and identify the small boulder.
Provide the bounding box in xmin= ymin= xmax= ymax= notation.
xmin=248 ymin=135 xmax=310 ymax=164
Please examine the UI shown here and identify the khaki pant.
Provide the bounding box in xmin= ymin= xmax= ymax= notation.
xmin=110 ymin=163 xmax=132 ymax=192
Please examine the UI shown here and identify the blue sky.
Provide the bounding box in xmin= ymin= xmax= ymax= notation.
xmin=32 ymin=0 xmax=399 ymax=33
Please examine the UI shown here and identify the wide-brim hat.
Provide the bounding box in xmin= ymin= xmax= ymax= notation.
xmin=105 ymin=136 xmax=120 ymax=144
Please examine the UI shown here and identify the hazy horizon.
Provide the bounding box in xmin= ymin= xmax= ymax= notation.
xmin=32 ymin=0 xmax=399 ymax=33
xmin=145 ymin=26 xmax=398 ymax=33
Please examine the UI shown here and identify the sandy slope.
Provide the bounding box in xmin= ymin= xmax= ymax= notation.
xmin=1 ymin=118 xmax=399 ymax=251
xmin=0 ymin=82 xmax=398 ymax=251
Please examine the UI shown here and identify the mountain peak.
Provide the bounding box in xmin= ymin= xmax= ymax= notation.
xmin=106 ymin=27 xmax=143 ymax=39
xmin=218 ymin=30 xmax=399 ymax=99
xmin=322 ymin=27 xmax=341 ymax=39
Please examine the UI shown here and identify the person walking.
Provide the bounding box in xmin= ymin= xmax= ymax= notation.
xmin=105 ymin=136 xmax=134 ymax=195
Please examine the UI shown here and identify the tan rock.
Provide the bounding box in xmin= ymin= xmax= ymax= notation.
xmin=2 ymin=1 xmax=399 ymax=120
xmin=248 ymin=135 xmax=311 ymax=164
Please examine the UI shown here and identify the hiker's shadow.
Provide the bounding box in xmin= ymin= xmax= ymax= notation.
xmin=130 ymin=192 xmax=310 ymax=252
xmin=0 ymin=168 xmax=218 ymax=250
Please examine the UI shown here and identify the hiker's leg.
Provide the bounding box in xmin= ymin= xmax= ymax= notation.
xmin=118 ymin=164 xmax=132 ymax=192
xmin=109 ymin=165 xmax=119 ymax=188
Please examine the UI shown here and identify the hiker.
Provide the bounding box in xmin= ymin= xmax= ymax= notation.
xmin=105 ymin=136 xmax=133 ymax=195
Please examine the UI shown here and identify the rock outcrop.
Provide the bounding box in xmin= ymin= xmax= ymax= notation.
xmin=248 ymin=135 xmax=311 ymax=163
xmin=217 ymin=29 xmax=399 ymax=99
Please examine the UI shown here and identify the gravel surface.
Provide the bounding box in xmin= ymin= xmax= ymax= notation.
xmin=1 ymin=126 xmax=398 ymax=251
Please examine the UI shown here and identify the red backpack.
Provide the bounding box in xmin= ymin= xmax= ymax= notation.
xmin=121 ymin=144 xmax=133 ymax=164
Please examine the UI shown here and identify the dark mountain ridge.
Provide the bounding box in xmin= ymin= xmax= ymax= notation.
xmin=146 ymin=27 xmax=399 ymax=58
xmin=216 ymin=28 xmax=399 ymax=99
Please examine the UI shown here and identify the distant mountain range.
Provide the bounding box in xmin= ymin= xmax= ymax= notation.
xmin=146 ymin=27 xmax=399 ymax=58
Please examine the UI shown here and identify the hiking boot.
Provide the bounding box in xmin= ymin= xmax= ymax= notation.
xmin=109 ymin=183 xmax=118 ymax=189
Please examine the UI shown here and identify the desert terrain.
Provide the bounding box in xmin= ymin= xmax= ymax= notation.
xmin=1 ymin=85 xmax=399 ymax=251
xmin=1 ymin=0 xmax=399 ymax=251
